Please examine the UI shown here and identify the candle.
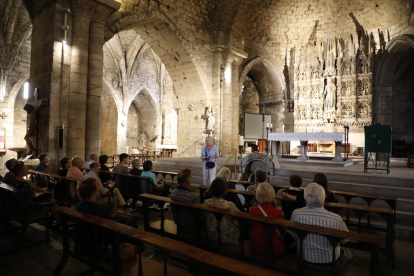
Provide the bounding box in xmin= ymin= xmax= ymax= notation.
xmin=270 ymin=124 xmax=273 ymax=128
xmin=239 ymin=135 xmax=244 ymax=146
xmin=266 ymin=123 xmax=269 ymax=128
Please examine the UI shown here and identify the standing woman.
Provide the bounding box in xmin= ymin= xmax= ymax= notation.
xmin=201 ymin=137 xmax=219 ymax=186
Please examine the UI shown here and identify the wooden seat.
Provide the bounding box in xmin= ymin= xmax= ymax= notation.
xmin=54 ymin=206 xmax=282 ymax=276
xmin=197 ymin=184 xmax=395 ymax=269
xmin=0 ymin=182 xmax=53 ymax=249
xmin=139 ymin=194 xmax=385 ymax=276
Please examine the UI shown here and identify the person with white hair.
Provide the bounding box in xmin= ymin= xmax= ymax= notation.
xmin=215 ymin=167 xmax=243 ymax=211
xmin=291 ymin=183 xmax=353 ymax=270
xmin=201 ymin=137 xmax=219 ymax=186
xmin=86 ymin=153 xmax=98 ymax=169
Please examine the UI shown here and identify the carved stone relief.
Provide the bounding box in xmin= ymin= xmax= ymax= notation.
xmin=357 ymin=78 xmax=371 ymax=96
xmin=293 ymin=36 xmax=372 ymax=133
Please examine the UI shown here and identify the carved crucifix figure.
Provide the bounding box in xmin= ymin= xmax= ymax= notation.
xmin=24 ymin=99 xmax=48 ymax=155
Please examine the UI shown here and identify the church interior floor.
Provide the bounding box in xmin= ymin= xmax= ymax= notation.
xmin=1 ymin=212 xmax=414 ymax=276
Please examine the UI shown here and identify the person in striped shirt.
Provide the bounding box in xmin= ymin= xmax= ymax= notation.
xmin=291 ymin=183 xmax=353 ymax=270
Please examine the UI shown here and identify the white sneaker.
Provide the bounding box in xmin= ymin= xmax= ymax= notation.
xmin=163 ymin=202 xmax=170 ymax=209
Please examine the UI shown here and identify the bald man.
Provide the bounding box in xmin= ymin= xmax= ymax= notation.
xmin=66 ymin=156 xmax=84 ymax=199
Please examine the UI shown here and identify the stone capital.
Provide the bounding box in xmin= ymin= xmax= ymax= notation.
xmin=70 ymin=0 xmax=120 ymax=22
xmin=211 ymin=45 xmax=248 ymax=65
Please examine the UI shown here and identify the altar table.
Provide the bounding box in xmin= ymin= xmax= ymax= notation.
xmin=268 ymin=132 xmax=345 ymax=162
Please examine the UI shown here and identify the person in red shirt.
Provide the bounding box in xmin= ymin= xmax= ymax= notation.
xmin=249 ymin=182 xmax=286 ymax=256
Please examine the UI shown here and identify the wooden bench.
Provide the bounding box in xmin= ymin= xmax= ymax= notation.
xmin=28 ymin=170 xmax=115 ymax=209
xmin=139 ymin=194 xmax=385 ymax=276
xmin=228 ymin=180 xmax=397 ymax=211
xmin=198 ymin=184 xmax=395 ymax=270
xmin=0 ymin=182 xmax=53 ymax=249
xmin=53 ymin=206 xmax=282 ymax=276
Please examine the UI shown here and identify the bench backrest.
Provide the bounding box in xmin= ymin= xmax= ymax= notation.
xmin=228 ymin=179 xmax=397 ymax=210
xmin=55 ymin=206 xmax=283 ymax=276
xmin=140 ymin=194 xmax=384 ymax=246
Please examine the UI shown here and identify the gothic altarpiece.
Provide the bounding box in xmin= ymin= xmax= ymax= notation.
xmin=293 ymin=36 xmax=373 ymax=134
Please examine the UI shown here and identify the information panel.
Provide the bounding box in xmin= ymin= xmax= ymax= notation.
xmin=244 ymin=113 xmax=271 ymax=139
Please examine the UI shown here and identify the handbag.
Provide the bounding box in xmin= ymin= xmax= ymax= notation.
xmin=204 ymin=148 xmax=215 ymax=168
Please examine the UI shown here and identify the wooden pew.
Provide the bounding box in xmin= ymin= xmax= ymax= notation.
xmin=198 ymin=184 xmax=395 ymax=269
xmin=139 ymin=194 xmax=385 ymax=276
xmin=28 ymin=170 xmax=115 ymax=208
xmin=53 ymin=206 xmax=283 ymax=276
xmin=90 ymin=166 xmax=178 ymax=191
xmin=228 ymin=179 xmax=397 ymax=210
xmin=0 ymin=182 xmax=53 ymax=249
xmin=80 ymin=168 xmax=153 ymax=201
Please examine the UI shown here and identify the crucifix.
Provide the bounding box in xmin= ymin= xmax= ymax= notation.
xmin=256 ymin=95 xmax=272 ymax=139
xmin=256 ymin=95 xmax=273 ymax=153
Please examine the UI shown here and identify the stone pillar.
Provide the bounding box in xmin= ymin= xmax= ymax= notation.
xmin=85 ymin=20 xmax=105 ymax=158
xmin=220 ymin=46 xmax=247 ymax=156
xmin=67 ymin=11 xmax=91 ymax=159
xmin=28 ymin=0 xmax=120 ymax=171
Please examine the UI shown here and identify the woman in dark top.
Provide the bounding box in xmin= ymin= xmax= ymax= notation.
xmin=313 ymin=173 xmax=337 ymax=203
xmin=58 ymin=157 xmax=70 ymax=176
xmin=98 ymin=154 xmax=113 ymax=184
xmin=282 ymin=173 xmax=337 ymax=204
xmin=11 ymin=163 xmax=52 ymax=214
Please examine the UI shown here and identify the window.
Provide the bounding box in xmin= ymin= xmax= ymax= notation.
xmin=23 ymin=82 xmax=29 ymax=99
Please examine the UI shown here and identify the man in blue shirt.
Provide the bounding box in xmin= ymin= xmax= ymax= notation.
xmin=34 ymin=154 xmax=50 ymax=188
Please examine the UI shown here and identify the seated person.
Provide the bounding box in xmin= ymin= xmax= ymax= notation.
xmin=205 ymin=167 xmax=243 ymax=211
xmin=246 ymin=170 xmax=267 ymax=193
xmin=129 ymin=158 xmax=142 ymax=176
xmin=34 ymin=154 xmax=51 ymax=188
xmin=204 ymin=177 xmax=240 ymax=244
xmin=58 ymin=157 xmax=70 ymax=177
xmin=291 ymin=183 xmax=352 ymax=270
xmin=314 ymin=173 xmax=337 ymax=203
xmin=250 ymin=183 xmax=286 ymax=256
xmin=170 ymin=168 xmax=200 ymax=232
xmin=113 ymin=153 xmax=130 ymax=194
xmin=75 ymin=178 xmax=151 ymax=257
xmin=141 ymin=160 xmax=170 ymax=202
xmin=67 ymin=156 xmax=84 ymax=199
xmin=128 ymin=159 xmax=142 ymax=196
xmin=83 ymin=162 xmax=128 ymax=216
xmin=281 ymin=174 xmax=305 ymax=220
xmin=98 ymin=154 xmax=113 ymax=185
xmin=4 ymin=158 xmax=18 ymax=184
xmin=86 ymin=153 xmax=98 ymax=169
xmin=11 ymin=162 xmax=52 ymax=214
xmin=282 ymin=173 xmax=337 ymax=204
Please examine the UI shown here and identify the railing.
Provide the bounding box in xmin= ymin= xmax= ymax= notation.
xmin=177 ymin=138 xmax=204 ymax=157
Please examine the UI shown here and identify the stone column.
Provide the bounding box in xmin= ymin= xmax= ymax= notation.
xmin=67 ymin=10 xmax=90 ymax=159
xmin=85 ymin=20 xmax=105 ymax=158
xmin=220 ymin=46 xmax=247 ymax=156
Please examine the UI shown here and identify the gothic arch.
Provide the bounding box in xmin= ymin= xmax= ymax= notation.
xmin=374 ymin=34 xmax=414 ymax=87
xmin=373 ymin=34 xmax=414 ymax=143
xmin=105 ymin=11 xmax=210 ymax=104
xmin=239 ymin=56 xmax=287 ymax=99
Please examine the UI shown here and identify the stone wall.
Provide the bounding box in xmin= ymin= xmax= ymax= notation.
xmin=127 ymin=104 xmax=139 ymax=148
xmin=101 ymin=84 xmax=118 ymax=155
xmin=239 ymin=76 xmax=259 ymax=135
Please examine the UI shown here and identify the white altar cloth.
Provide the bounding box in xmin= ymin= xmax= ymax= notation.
xmin=268 ymin=132 xmax=345 ymax=142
